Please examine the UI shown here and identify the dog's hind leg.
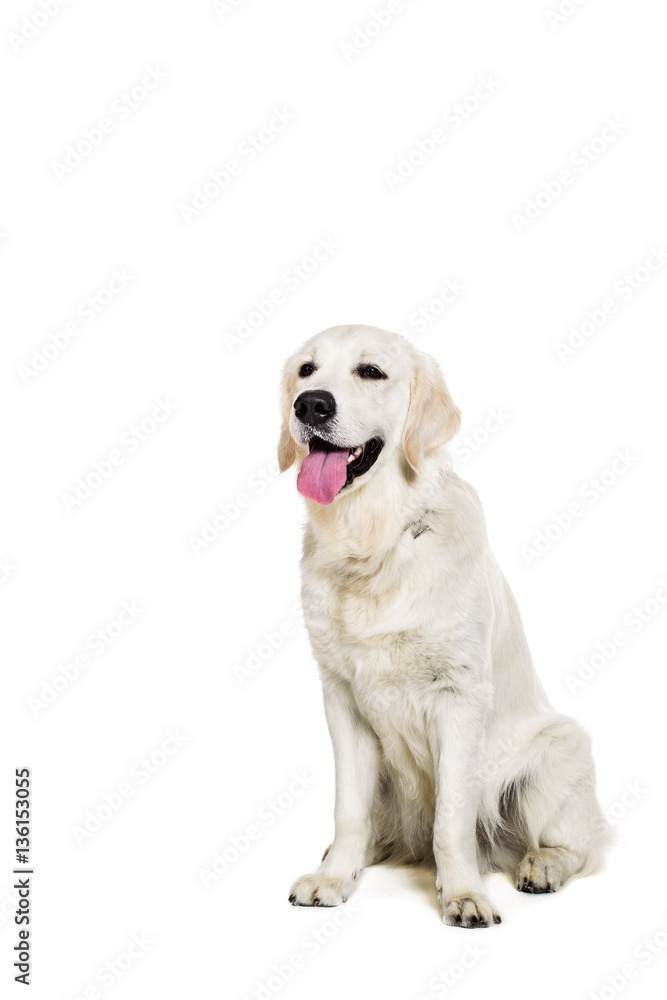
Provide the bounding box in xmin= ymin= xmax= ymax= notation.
xmin=479 ymin=715 xmax=610 ymax=890
xmin=506 ymin=716 xmax=611 ymax=893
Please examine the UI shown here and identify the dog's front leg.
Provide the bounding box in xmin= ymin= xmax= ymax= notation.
xmin=430 ymin=692 xmax=501 ymax=928
xmin=289 ymin=674 xmax=379 ymax=907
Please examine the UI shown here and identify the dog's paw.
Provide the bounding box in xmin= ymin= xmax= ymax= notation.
xmin=288 ymin=871 xmax=356 ymax=907
xmin=440 ymin=891 xmax=501 ymax=928
xmin=516 ymin=849 xmax=563 ymax=893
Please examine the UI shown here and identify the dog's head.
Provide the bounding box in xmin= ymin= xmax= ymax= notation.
xmin=278 ymin=325 xmax=461 ymax=505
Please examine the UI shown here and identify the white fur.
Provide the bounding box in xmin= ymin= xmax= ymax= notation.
xmin=279 ymin=325 xmax=610 ymax=927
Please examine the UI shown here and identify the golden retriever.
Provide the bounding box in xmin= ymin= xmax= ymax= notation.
xmin=277 ymin=324 xmax=609 ymax=927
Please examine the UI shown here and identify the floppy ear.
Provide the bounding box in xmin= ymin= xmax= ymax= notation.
xmin=402 ymin=354 xmax=461 ymax=472
xmin=277 ymin=360 xmax=297 ymax=472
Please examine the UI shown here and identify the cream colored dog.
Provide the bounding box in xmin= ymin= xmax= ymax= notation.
xmin=278 ymin=324 xmax=609 ymax=927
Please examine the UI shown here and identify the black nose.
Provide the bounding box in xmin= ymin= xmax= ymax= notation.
xmin=294 ymin=389 xmax=336 ymax=426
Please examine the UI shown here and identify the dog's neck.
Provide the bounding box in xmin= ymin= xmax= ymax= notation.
xmin=302 ymin=450 xmax=451 ymax=570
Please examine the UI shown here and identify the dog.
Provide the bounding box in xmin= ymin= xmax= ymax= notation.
xmin=277 ymin=324 xmax=609 ymax=927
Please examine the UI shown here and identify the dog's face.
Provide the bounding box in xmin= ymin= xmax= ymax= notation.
xmin=278 ymin=325 xmax=461 ymax=505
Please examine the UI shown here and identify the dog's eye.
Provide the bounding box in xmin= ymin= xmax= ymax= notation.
xmin=358 ymin=364 xmax=387 ymax=380
xmin=298 ymin=363 xmax=315 ymax=377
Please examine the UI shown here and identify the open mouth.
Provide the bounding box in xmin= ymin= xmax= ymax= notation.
xmin=296 ymin=435 xmax=384 ymax=505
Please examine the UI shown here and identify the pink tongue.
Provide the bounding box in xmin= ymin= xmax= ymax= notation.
xmin=297 ymin=448 xmax=349 ymax=505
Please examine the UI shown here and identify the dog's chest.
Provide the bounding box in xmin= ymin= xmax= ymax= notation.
xmin=301 ymin=537 xmax=488 ymax=798
xmin=302 ymin=543 xmax=476 ymax=702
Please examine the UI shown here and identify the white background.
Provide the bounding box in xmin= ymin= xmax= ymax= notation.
xmin=2 ymin=1 xmax=666 ymax=998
